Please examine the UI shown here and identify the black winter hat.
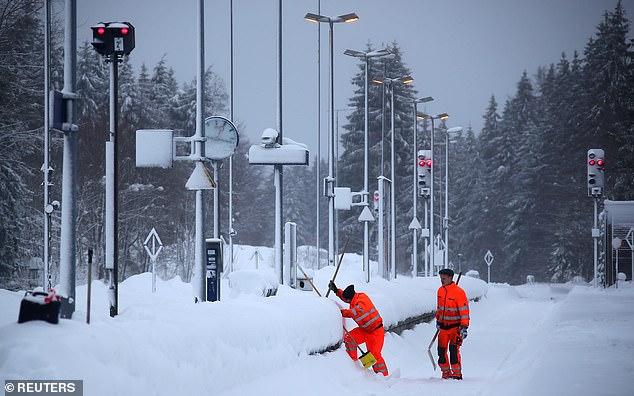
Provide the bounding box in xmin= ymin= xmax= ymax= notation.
xmin=438 ymin=268 xmax=455 ymax=277
xmin=342 ymin=285 xmax=355 ymax=300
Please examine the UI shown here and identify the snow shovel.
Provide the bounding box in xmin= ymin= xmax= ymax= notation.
xmin=427 ymin=271 xmax=462 ymax=371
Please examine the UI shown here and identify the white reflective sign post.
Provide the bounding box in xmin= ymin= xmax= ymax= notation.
xmin=485 ymin=250 xmax=494 ymax=283
xmin=143 ymin=228 xmax=163 ymax=293
xmin=626 ymin=227 xmax=634 ymax=282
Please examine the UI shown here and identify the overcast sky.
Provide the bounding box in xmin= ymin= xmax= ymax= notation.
xmin=74 ymin=0 xmax=634 ymax=159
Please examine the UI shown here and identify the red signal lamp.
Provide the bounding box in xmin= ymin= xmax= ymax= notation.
xmin=588 ymin=159 xmax=595 ymax=166
xmin=597 ymin=159 xmax=604 ymax=167
xmin=97 ymin=27 xmax=105 ymax=35
xmin=120 ymin=27 xmax=129 ymax=35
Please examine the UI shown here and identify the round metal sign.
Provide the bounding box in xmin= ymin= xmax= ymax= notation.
xmin=204 ymin=116 xmax=239 ymax=161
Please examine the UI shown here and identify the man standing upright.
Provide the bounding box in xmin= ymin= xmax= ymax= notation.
xmin=436 ymin=268 xmax=469 ymax=379
xmin=329 ymin=281 xmax=388 ymax=376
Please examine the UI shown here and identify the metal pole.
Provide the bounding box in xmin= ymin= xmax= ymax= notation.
xmin=213 ymin=163 xmax=219 ymax=238
xmin=630 ymin=227 xmax=634 ymax=282
xmin=614 ymin=247 xmax=619 ymax=289
xmin=631 ymin=229 xmax=634 ymax=282
xmin=151 ymin=259 xmax=156 ymax=293
xmin=611 ymin=209 xmax=614 ymax=287
xmin=412 ymin=101 xmax=418 ymax=277
xmin=389 ymin=84 xmax=396 ymax=280
xmin=59 ymin=0 xmax=78 ymax=318
xmin=412 ymin=229 xmax=418 ymax=277
xmin=86 ymin=249 xmax=92 ymax=324
xmin=335 ymin=110 xmax=339 ymax=261
xmin=593 ymin=198 xmax=598 ymax=287
xmin=488 ymin=264 xmax=491 ymax=283
xmin=315 ymin=0 xmax=321 ymax=269
xmin=105 ymin=55 xmax=120 ymax=317
xmin=443 ymin=129 xmax=449 ymax=268
xmin=424 ymin=198 xmax=429 ymax=276
xmin=378 ymin=177 xmax=385 ymax=278
xmin=430 ymin=117 xmax=435 ymax=275
xmin=363 ymin=56 xmax=369 ymax=281
xmin=274 ymin=0 xmax=284 ymax=283
xmin=381 ymin=67 xmax=385 ymax=176
xmin=42 ymin=0 xmax=51 ymax=291
xmin=327 ymin=20 xmax=335 ymax=268
xmin=193 ymin=0 xmax=207 ymax=302
xmin=228 ymin=0 xmax=234 ymax=273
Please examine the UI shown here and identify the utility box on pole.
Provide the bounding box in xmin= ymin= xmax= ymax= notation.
xmin=205 ymin=239 xmax=223 ymax=302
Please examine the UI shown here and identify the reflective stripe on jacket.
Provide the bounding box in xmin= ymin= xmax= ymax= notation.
xmin=436 ymin=282 xmax=469 ymax=328
xmin=337 ymin=290 xmax=383 ymax=331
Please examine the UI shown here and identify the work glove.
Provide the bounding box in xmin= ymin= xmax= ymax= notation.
xmin=436 ymin=322 xmax=441 ymax=330
xmin=460 ymin=327 xmax=468 ymax=340
xmin=328 ymin=280 xmax=338 ymax=293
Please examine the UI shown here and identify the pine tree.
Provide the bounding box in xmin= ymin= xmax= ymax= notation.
xmin=470 ymin=96 xmax=505 ymax=279
xmin=339 ymin=42 xmax=417 ymax=273
xmin=0 ymin=0 xmax=45 ymax=286
xmin=582 ymin=0 xmax=633 ymax=199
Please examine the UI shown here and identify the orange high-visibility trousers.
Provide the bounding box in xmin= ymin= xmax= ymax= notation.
xmin=438 ymin=327 xmax=462 ymax=378
xmin=343 ymin=326 xmax=388 ymax=376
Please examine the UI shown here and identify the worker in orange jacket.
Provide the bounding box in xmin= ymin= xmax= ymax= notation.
xmin=329 ymin=281 xmax=388 ymax=376
xmin=436 ymin=268 xmax=469 ymax=380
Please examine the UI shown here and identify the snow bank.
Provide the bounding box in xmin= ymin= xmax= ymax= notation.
xmin=307 ymin=264 xmax=487 ymax=329
xmin=227 ymin=269 xmax=278 ymax=297
xmin=0 ymin=274 xmax=341 ymax=395
xmin=0 ymin=244 xmax=487 ymax=395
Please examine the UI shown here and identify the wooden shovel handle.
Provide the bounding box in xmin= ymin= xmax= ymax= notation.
xmin=325 ymin=237 xmax=350 ymax=297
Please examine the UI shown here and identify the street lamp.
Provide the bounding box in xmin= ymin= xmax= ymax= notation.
xmin=304 ymin=11 xmax=358 ymax=268
xmin=373 ymin=75 xmax=414 ymax=279
xmin=418 ymin=112 xmax=448 ymax=276
xmin=444 ymin=126 xmax=463 ymax=269
xmin=344 ymin=47 xmax=393 ymax=282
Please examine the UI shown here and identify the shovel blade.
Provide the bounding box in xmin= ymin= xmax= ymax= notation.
xmin=359 ymin=351 xmax=377 ymax=369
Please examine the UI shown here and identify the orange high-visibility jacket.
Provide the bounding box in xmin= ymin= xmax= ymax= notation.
xmin=436 ymin=282 xmax=470 ymax=328
xmin=337 ymin=290 xmax=384 ymax=332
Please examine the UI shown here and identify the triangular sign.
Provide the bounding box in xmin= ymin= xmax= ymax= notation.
xmin=358 ymin=206 xmax=375 ymax=222
xmin=186 ymin=161 xmax=216 ymax=190
xmin=408 ymin=217 xmax=422 ymax=230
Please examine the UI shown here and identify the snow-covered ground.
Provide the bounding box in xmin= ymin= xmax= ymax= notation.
xmin=226 ymin=282 xmax=634 ymax=396
xmin=1 ymin=247 xmax=632 ymax=396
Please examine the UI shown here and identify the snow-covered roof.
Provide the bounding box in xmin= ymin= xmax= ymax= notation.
xmin=605 ymin=200 xmax=634 ymax=224
xmin=604 ymin=200 xmax=634 ymax=244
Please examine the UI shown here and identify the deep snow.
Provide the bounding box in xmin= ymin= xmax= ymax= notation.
xmin=1 ymin=246 xmax=632 ymax=396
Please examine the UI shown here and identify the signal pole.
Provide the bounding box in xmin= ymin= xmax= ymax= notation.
xmin=91 ymin=21 xmax=135 ymax=315
xmin=587 ymin=148 xmax=605 ymax=287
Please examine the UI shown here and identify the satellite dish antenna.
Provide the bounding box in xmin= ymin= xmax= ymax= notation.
xmin=204 ymin=116 xmax=239 ymax=160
